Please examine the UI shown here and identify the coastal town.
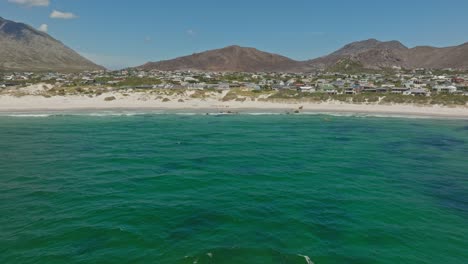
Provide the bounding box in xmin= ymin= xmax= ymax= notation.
xmin=2 ymin=68 xmax=468 ymax=102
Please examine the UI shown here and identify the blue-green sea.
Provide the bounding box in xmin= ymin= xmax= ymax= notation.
xmin=1 ymin=112 xmax=467 ymax=264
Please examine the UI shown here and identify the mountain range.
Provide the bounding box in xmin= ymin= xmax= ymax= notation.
xmin=1 ymin=17 xmax=467 ymax=73
xmin=303 ymin=39 xmax=468 ymax=71
xmin=0 ymin=17 xmax=104 ymax=72
xmin=139 ymin=39 xmax=468 ymax=72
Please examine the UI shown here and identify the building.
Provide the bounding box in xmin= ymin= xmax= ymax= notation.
xmin=391 ymin=87 xmax=409 ymax=94
xmin=363 ymin=87 xmax=388 ymax=93
xmin=217 ymin=83 xmax=230 ymax=90
xmin=432 ymin=85 xmax=457 ymax=94
xmin=245 ymin=83 xmax=261 ymax=91
xmin=344 ymin=87 xmax=356 ymax=95
xmin=403 ymin=88 xmax=429 ymax=96
xmin=299 ymin=86 xmax=316 ymax=93
xmin=272 ymin=85 xmax=290 ymax=90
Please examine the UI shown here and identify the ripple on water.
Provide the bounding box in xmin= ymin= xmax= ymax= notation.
xmin=180 ymin=248 xmax=315 ymax=264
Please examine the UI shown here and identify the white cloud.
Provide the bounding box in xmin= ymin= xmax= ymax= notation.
xmin=186 ymin=29 xmax=196 ymax=36
xmin=8 ymin=0 xmax=49 ymax=7
xmin=38 ymin=24 xmax=48 ymax=32
xmin=50 ymin=10 xmax=78 ymax=19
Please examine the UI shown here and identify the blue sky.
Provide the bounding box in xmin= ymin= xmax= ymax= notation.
xmin=2 ymin=0 xmax=468 ymax=69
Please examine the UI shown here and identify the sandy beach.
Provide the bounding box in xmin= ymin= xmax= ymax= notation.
xmin=1 ymin=91 xmax=468 ymax=118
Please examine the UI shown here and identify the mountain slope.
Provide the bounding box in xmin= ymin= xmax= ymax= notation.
xmin=0 ymin=17 xmax=104 ymax=72
xmin=305 ymin=39 xmax=468 ymax=71
xmin=304 ymin=39 xmax=409 ymax=70
xmin=329 ymin=39 xmax=408 ymax=56
xmin=138 ymin=45 xmax=299 ymax=72
xmin=407 ymin=43 xmax=468 ymax=69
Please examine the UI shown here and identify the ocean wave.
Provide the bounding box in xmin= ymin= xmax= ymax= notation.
xmin=4 ymin=114 xmax=52 ymax=117
xmin=175 ymin=113 xmax=199 ymax=116
xmin=246 ymin=112 xmax=283 ymax=115
xmin=182 ymin=248 xmax=314 ymax=263
xmin=1 ymin=112 xmax=152 ymax=117
xmin=298 ymin=111 xmax=441 ymax=119
xmin=0 ymin=111 xmax=461 ymax=120
xmin=86 ymin=112 xmax=148 ymax=117
xmin=298 ymin=254 xmax=314 ymax=264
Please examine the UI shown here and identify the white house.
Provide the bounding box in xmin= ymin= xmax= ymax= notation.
xmin=403 ymin=88 xmax=429 ymax=96
xmin=299 ymin=86 xmax=316 ymax=93
xmin=432 ymin=85 xmax=457 ymax=94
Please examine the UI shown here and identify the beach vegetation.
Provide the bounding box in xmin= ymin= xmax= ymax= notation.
xmin=222 ymin=91 xmax=239 ymax=101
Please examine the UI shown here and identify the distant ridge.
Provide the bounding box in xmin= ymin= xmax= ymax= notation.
xmin=138 ymin=39 xmax=468 ymax=72
xmin=304 ymin=39 xmax=468 ymax=71
xmin=139 ymin=45 xmax=299 ymax=72
xmin=0 ymin=17 xmax=104 ymax=72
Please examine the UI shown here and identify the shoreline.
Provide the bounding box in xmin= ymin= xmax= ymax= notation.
xmin=1 ymin=94 xmax=468 ymax=119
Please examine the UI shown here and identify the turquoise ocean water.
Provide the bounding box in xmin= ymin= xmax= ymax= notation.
xmin=0 ymin=112 xmax=467 ymax=263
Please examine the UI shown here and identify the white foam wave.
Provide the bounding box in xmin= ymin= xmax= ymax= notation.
xmin=246 ymin=112 xmax=282 ymax=115
xmin=1 ymin=111 xmax=457 ymax=120
xmin=2 ymin=112 xmax=150 ymax=117
xmin=5 ymin=114 xmax=52 ymax=117
xmin=298 ymin=111 xmax=441 ymax=119
xmin=298 ymin=254 xmax=314 ymax=264
xmin=86 ymin=112 xmax=145 ymax=117
xmin=175 ymin=113 xmax=199 ymax=116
